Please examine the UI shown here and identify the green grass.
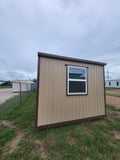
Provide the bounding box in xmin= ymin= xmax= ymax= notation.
xmin=0 ymin=92 xmax=120 ymax=160
xmin=0 ymin=127 xmax=15 ymax=146
xmin=110 ymin=121 xmax=120 ymax=130
xmin=105 ymin=87 xmax=120 ymax=90
xmin=0 ymin=86 xmax=12 ymax=89
xmin=106 ymin=93 xmax=120 ymax=97
xmin=104 ymin=117 xmax=113 ymax=122
xmin=0 ymin=92 xmax=31 ymax=118
xmin=0 ymin=126 xmax=15 ymax=155
xmin=0 ymin=95 xmax=20 ymax=118
xmin=106 ymin=104 xmax=120 ymax=111
xmin=3 ymin=139 xmax=42 ymax=160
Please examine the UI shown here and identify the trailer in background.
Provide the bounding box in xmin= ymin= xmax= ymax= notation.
xmin=105 ymin=80 xmax=120 ymax=88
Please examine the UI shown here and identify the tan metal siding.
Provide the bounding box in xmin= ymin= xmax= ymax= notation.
xmin=37 ymin=57 xmax=105 ymax=126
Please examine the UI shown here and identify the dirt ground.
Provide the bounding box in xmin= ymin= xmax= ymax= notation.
xmin=106 ymin=95 xmax=120 ymax=109
xmin=106 ymin=89 xmax=120 ymax=95
xmin=0 ymin=89 xmax=19 ymax=105
xmin=106 ymin=89 xmax=120 ymax=109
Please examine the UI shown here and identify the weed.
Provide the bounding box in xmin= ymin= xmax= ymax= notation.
xmin=110 ymin=121 xmax=120 ymax=130
xmin=106 ymin=104 xmax=120 ymax=111
xmin=94 ymin=123 xmax=106 ymax=130
xmin=104 ymin=117 xmax=112 ymax=122
xmin=0 ymin=127 xmax=15 ymax=155
xmin=113 ymin=112 xmax=119 ymax=116
xmin=106 ymin=104 xmax=116 ymax=110
xmin=0 ymin=127 xmax=15 ymax=146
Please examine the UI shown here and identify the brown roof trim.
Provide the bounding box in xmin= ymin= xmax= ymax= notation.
xmin=38 ymin=52 xmax=106 ymax=66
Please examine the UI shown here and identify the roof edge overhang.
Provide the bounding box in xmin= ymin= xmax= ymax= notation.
xmin=38 ymin=52 xmax=107 ymax=66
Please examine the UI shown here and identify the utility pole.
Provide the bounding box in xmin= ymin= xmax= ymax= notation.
xmin=107 ymin=69 xmax=109 ymax=80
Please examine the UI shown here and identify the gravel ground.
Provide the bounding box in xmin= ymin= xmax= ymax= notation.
xmin=0 ymin=89 xmax=19 ymax=105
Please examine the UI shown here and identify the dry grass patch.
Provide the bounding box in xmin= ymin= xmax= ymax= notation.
xmin=111 ymin=130 xmax=120 ymax=140
xmin=0 ymin=120 xmax=13 ymax=128
xmin=67 ymin=136 xmax=77 ymax=145
xmin=3 ymin=130 xmax=24 ymax=155
xmin=106 ymin=108 xmax=117 ymax=121
xmin=35 ymin=139 xmax=48 ymax=159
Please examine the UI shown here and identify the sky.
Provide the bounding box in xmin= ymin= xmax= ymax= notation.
xmin=0 ymin=0 xmax=120 ymax=81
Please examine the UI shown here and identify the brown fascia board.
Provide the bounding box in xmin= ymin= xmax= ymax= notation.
xmin=36 ymin=115 xmax=105 ymax=130
xmin=38 ymin=52 xmax=107 ymax=66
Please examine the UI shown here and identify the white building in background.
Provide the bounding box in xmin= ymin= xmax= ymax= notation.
xmin=105 ymin=80 xmax=120 ymax=88
xmin=12 ymin=80 xmax=32 ymax=92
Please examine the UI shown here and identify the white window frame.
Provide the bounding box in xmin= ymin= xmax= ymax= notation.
xmin=67 ymin=65 xmax=87 ymax=95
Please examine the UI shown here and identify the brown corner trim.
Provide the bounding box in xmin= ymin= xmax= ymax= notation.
xmin=103 ymin=66 xmax=107 ymax=116
xmin=36 ymin=56 xmax=40 ymax=130
xmin=38 ymin=52 xmax=106 ymax=66
xmin=36 ymin=115 xmax=106 ymax=130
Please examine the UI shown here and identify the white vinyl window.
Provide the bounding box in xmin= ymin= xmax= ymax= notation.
xmin=67 ymin=65 xmax=87 ymax=95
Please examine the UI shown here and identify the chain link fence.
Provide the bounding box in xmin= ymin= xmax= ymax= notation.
xmin=0 ymin=80 xmax=36 ymax=117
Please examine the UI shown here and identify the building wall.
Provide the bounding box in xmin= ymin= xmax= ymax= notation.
xmin=12 ymin=80 xmax=31 ymax=92
xmin=105 ymin=80 xmax=120 ymax=88
xmin=37 ymin=57 xmax=105 ymax=127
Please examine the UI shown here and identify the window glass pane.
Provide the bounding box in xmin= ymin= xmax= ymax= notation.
xmin=69 ymin=81 xmax=86 ymax=93
xmin=69 ymin=67 xmax=86 ymax=79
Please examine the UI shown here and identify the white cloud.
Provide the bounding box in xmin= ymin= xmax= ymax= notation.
xmin=0 ymin=0 xmax=120 ymax=80
xmin=92 ymin=52 xmax=120 ymax=79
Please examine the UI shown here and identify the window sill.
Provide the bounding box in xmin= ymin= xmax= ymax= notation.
xmin=67 ymin=93 xmax=88 ymax=96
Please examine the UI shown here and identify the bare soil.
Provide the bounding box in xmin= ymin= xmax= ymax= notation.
xmin=106 ymin=89 xmax=120 ymax=109
xmin=106 ymin=89 xmax=120 ymax=95
xmin=0 ymin=120 xmax=24 ymax=157
xmin=112 ymin=130 xmax=120 ymax=140
xmin=35 ymin=139 xmax=48 ymax=159
xmin=0 ymin=120 xmax=13 ymax=127
xmin=3 ymin=130 xmax=24 ymax=155
xmin=106 ymin=95 xmax=120 ymax=109
xmin=0 ymin=89 xmax=19 ymax=105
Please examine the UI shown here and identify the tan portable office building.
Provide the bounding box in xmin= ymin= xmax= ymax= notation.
xmin=36 ymin=52 xmax=106 ymax=129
